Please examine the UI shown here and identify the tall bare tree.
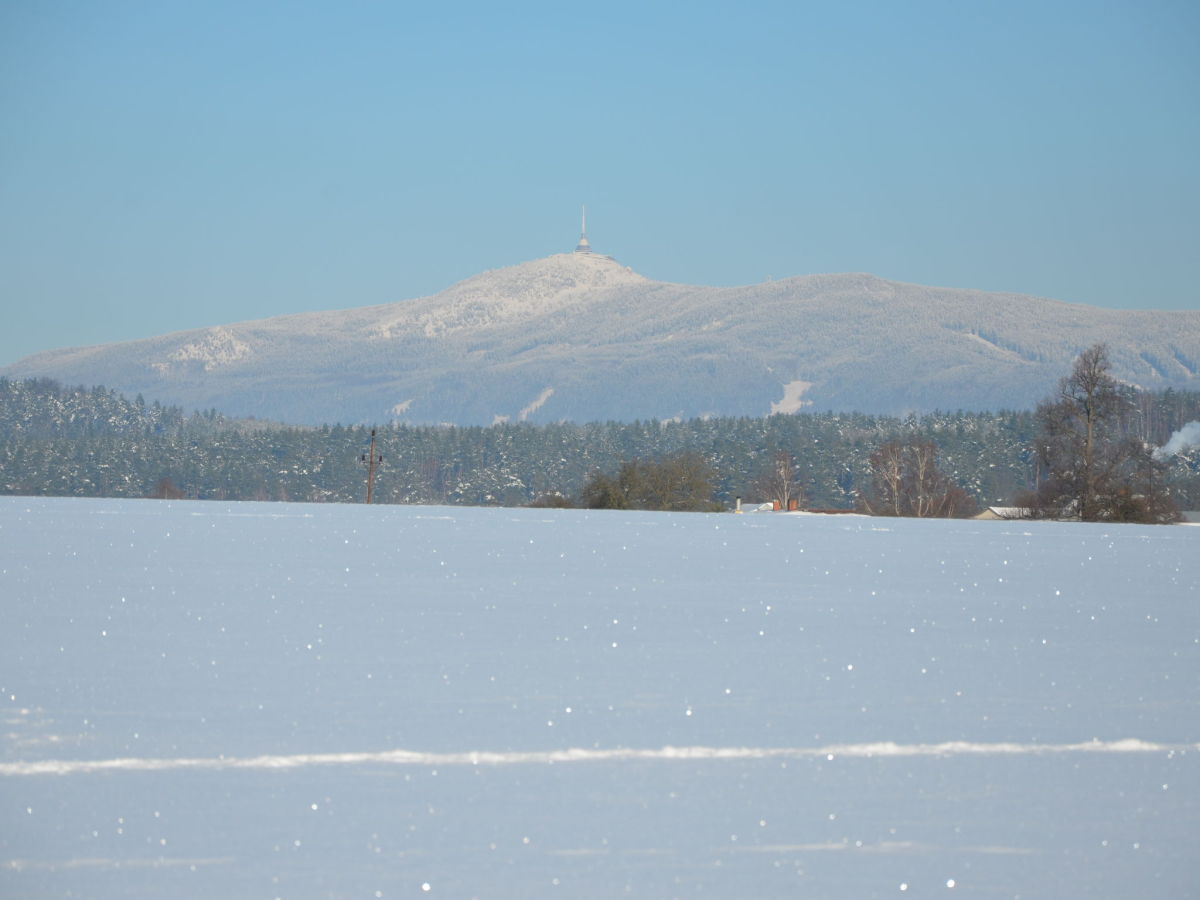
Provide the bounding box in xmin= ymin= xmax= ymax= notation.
xmin=866 ymin=441 xmax=906 ymax=516
xmin=755 ymin=450 xmax=805 ymax=509
xmin=1022 ymin=344 xmax=1179 ymax=522
xmin=861 ymin=438 xmax=976 ymax=518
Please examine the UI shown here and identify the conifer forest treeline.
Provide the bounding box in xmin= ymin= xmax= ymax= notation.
xmin=2 ymin=376 xmax=1199 ymax=512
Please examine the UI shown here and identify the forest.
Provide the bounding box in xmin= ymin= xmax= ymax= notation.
xmin=2 ymin=375 xmax=1198 ymax=513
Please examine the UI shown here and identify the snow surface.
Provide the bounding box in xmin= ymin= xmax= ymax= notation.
xmin=769 ymin=379 xmax=814 ymax=415
xmin=1 ymin=496 xmax=1198 ymax=898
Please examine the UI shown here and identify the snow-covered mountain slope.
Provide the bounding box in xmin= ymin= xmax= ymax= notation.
xmin=5 ymin=253 xmax=1199 ymax=424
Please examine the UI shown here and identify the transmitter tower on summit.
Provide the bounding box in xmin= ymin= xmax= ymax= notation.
xmin=572 ymin=205 xmax=615 ymax=260
xmin=574 ymin=205 xmax=592 ymax=254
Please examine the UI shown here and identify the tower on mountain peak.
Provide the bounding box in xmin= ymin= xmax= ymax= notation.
xmin=574 ymin=205 xmax=592 ymax=254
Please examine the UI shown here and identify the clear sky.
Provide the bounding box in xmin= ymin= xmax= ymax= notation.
xmin=1 ymin=0 xmax=1197 ymax=366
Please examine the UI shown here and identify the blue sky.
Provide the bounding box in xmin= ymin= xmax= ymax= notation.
xmin=1 ymin=0 xmax=1197 ymax=366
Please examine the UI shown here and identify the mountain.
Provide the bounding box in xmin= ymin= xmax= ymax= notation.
xmin=4 ymin=253 xmax=1199 ymax=425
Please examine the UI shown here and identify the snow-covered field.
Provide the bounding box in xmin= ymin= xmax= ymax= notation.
xmin=2 ymin=497 xmax=1197 ymax=899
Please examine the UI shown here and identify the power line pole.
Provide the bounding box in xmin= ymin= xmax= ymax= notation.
xmin=361 ymin=428 xmax=383 ymax=504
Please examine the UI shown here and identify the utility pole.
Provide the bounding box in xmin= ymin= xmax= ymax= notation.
xmin=361 ymin=428 xmax=383 ymax=504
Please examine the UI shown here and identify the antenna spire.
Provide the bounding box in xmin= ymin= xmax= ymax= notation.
xmin=574 ymin=204 xmax=592 ymax=253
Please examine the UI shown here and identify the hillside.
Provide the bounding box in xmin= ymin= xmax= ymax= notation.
xmin=4 ymin=253 xmax=1199 ymax=425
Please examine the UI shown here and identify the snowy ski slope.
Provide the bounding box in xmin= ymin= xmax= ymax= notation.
xmin=1 ymin=497 xmax=1198 ymax=898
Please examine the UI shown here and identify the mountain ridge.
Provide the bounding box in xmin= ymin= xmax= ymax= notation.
xmin=4 ymin=253 xmax=1198 ymax=425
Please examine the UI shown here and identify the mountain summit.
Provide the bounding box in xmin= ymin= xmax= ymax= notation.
xmin=4 ymin=255 xmax=1199 ymax=425
xmin=370 ymin=253 xmax=648 ymax=341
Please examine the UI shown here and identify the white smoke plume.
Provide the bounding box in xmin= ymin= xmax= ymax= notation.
xmin=1154 ymin=421 xmax=1200 ymax=460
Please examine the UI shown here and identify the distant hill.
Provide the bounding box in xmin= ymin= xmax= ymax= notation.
xmin=4 ymin=253 xmax=1199 ymax=425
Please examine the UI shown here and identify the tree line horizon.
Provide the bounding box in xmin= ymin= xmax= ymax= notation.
xmin=2 ymin=346 xmax=1198 ymax=523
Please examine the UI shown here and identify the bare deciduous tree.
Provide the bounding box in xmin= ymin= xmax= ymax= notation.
xmin=1022 ymin=344 xmax=1180 ymax=523
xmin=755 ymin=450 xmax=805 ymax=509
xmin=867 ymin=440 xmax=906 ymax=516
xmin=861 ymin=439 xmax=976 ymax=518
xmin=149 ymin=477 xmax=184 ymax=500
